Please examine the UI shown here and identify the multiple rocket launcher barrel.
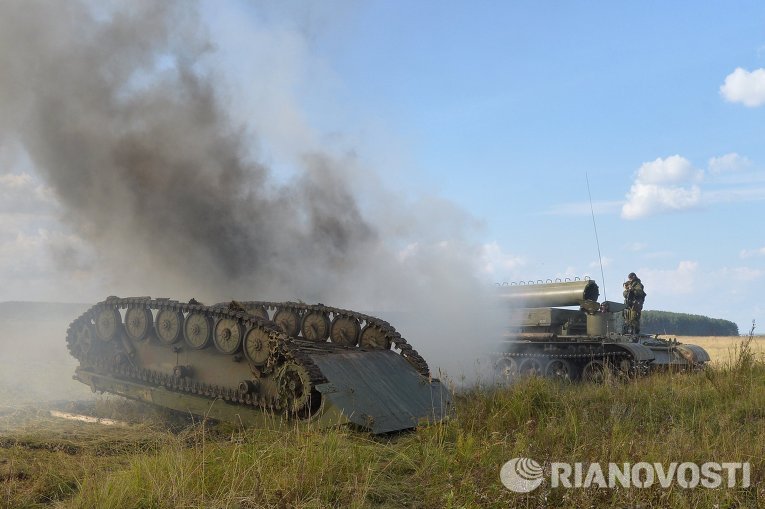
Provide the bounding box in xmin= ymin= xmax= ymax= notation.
xmin=498 ymin=280 xmax=600 ymax=308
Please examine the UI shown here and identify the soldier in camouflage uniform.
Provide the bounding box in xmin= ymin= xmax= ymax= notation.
xmin=623 ymin=272 xmax=646 ymax=334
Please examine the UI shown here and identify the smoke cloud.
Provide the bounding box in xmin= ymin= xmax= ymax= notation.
xmin=0 ymin=1 xmax=504 ymax=379
xmin=0 ymin=1 xmax=377 ymax=301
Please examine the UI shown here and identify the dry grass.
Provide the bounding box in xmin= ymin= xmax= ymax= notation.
xmin=2 ymin=356 xmax=764 ymax=508
xmin=658 ymin=335 xmax=765 ymax=365
xmin=2 ymin=308 xmax=764 ymax=508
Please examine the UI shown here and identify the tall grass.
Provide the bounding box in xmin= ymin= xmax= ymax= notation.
xmin=3 ymin=345 xmax=764 ymax=508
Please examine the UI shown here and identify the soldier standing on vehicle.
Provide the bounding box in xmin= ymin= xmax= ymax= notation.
xmin=623 ymin=272 xmax=646 ymax=334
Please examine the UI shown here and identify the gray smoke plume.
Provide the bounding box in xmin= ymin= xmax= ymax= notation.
xmin=0 ymin=0 xmax=506 ymax=379
xmin=0 ymin=1 xmax=375 ymax=302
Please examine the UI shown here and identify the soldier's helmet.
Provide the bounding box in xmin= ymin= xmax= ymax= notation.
xmin=628 ymin=272 xmax=637 ymax=279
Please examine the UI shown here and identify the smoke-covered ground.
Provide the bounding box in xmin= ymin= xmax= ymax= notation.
xmin=0 ymin=302 xmax=92 ymax=407
xmin=0 ymin=1 xmax=505 ymax=383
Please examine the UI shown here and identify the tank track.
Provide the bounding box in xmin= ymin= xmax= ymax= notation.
xmin=494 ymin=345 xmax=650 ymax=383
xmin=238 ymin=300 xmax=429 ymax=376
xmin=66 ymin=297 xmax=430 ymax=414
xmin=498 ymin=350 xmax=630 ymax=360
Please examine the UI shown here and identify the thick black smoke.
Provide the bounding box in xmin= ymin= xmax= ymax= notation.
xmin=0 ymin=1 xmax=373 ymax=301
xmin=0 ymin=1 xmax=505 ymax=379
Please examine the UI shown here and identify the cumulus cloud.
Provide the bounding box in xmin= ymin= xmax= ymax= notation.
xmin=740 ymin=247 xmax=765 ymax=259
xmin=621 ymin=156 xmax=702 ymax=219
xmin=720 ymin=67 xmax=765 ymax=107
xmin=556 ymin=152 xmax=763 ymax=220
xmin=634 ymin=155 xmax=702 ymax=185
xmin=479 ymin=241 xmax=524 ymax=277
xmin=638 ymin=261 xmax=699 ymax=296
xmin=708 ymin=152 xmax=751 ymax=174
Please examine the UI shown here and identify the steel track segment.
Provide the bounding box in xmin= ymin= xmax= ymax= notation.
xmin=498 ymin=351 xmax=630 ymax=359
xmin=496 ymin=348 xmax=648 ymax=377
xmin=241 ymin=301 xmax=431 ymax=377
xmin=66 ymin=297 xmax=328 ymax=411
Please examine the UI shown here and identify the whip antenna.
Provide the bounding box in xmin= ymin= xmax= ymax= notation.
xmin=586 ymin=173 xmax=607 ymax=302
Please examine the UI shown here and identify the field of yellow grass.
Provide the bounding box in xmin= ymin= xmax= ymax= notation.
xmin=657 ymin=335 xmax=765 ymax=364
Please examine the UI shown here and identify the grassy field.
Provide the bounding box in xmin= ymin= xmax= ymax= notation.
xmin=2 ymin=339 xmax=764 ymax=508
xmin=666 ymin=335 xmax=765 ymax=365
xmin=1 ymin=307 xmax=763 ymax=508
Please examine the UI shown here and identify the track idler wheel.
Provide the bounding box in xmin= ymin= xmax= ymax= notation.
xmin=184 ymin=313 xmax=212 ymax=349
xmin=494 ymin=357 xmax=518 ymax=385
xmin=124 ymin=307 xmax=152 ymax=341
xmin=518 ymin=358 xmax=544 ymax=377
xmin=582 ymin=359 xmax=613 ymax=384
xmin=359 ymin=324 xmax=391 ymax=349
xmin=274 ymin=308 xmax=300 ymax=337
xmin=243 ymin=327 xmax=273 ymax=366
xmin=330 ymin=315 xmax=361 ymax=346
xmin=95 ymin=308 xmax=120 ymax=341
xmin=214 ymin=317 xmax=243 ymax=354
xmin=155 ymin=309 xmax=183 ymax=345
xmin=545 ymin=359 xmax=578 ymax=382
xmin=75 ymin=324 xmax=94 ymax=355
xmin=301 ymin=311 xmax=330 ymax=341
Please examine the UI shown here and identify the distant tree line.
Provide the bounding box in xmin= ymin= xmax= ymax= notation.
xmin=641 ymin=310 xmax=739 ymax=336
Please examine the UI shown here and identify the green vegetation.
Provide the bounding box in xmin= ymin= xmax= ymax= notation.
xmin=642 ymin=310 xmax=739 ymax=336
xmin=2 ymin=346 xmax=764 ymax=508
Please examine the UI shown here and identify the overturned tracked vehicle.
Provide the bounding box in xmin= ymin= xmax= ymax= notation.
xmin=66 ymin=297 xmax=451 ymax=434
xmin=494 ymin=279 xmax=710 ymax=383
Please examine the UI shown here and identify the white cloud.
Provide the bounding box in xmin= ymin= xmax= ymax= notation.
xmin=479 ymin=242 xmax=524 ymax=277
xmin=708 ymin=152 xmax=751 ymax=174
xmin=720 ymin=266 xmax=765 ymax=282
xmin=639 ymin=261 xmax=699 ymax=296
xmin=622 ymin=183 xmax=701 ymax=219
xmin=740 ymin=247 xmax=765 ymax=259
xmin=621 ymin=156 xmax=704 ymax=220
xmin=720 ymin=67 xmax=765 ymax=107
xmin=634 ymin=155 xmax=702 ymax=185
xmin=554 ymin=154 xmax=761 ymax=219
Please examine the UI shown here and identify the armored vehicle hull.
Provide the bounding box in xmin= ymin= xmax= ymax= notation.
xmin=495 ymin=280 xmax=710 ymax=383
xmin=67 ymin=297 xmax=452 ymax=434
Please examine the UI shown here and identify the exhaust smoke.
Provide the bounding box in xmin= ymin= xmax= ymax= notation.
xmin=0 ymin=1 xmax=505 ymax=382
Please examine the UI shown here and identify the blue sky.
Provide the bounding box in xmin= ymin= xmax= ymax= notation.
xmin=211 ymin=1 xmax=765 ymax=330
xmin=1 ymin=1 xmax=764 ymax=332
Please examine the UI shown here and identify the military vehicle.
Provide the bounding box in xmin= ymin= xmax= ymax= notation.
xmin=66 ymin=297 xmax=452 ymax=434
xmin=494 ymin=279 xmax=710 ymax=383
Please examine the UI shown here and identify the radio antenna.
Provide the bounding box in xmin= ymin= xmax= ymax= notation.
xmin=586 ymin=173 xmax=607 ymax=302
